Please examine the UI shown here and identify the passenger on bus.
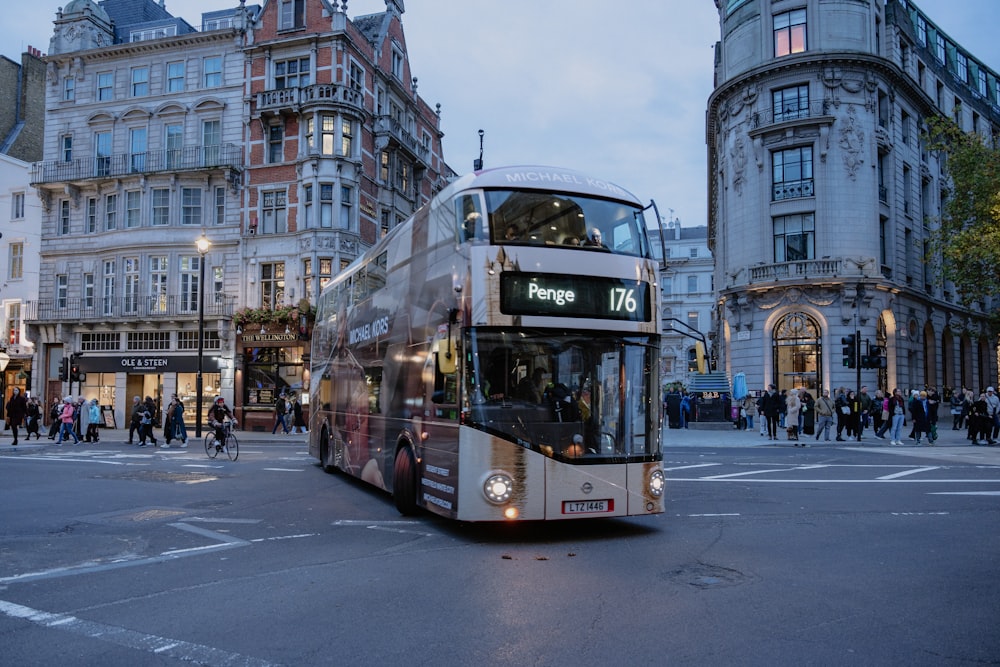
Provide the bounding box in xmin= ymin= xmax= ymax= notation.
xmin=504 ymin=224 xmax=522 ymax=242
xmin=564 ymin=434 xmax=585 ymax=458
xmin=516 ymin=367 xmax=547 ymax=402
xmin=583 ymin=227 xmax=605 ymax=247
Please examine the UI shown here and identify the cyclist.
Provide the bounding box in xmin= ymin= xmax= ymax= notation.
xmin=207 ymin=396 xmax=236 ymax=448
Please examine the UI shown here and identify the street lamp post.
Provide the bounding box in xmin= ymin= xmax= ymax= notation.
xmin=195 ymin=232 xmax=211 ymax=438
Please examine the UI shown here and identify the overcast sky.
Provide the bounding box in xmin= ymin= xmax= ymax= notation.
xmin=4 ymin=0 xmax=999 ymax=227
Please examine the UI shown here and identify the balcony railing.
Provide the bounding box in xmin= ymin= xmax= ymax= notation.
xmin=772 ymin=178 xmax=814 ymax=201
xmin=24 ymin=294 xmax=237 ymax=323
xmin=374 ymin=115 xmax=430 ymax=162
xmin=749 ymin=100 xmax=833 ymax=130
xmin=748 ymin=258 xmax=842 ymax=283
xmin=30 ymin=144 xmax=242 ymax=185
xmin=256 ymin=83 xmax=365 ymax=115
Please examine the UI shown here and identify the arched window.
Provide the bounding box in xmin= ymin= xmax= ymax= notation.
xmin=772 ymin=312 xmax=821 ymax=393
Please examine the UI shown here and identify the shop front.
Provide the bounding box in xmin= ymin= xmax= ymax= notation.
xmin=235 ymin=330 xmax=309 ymax=432
xmin=74 ymin=354 xmax=222 ymax=433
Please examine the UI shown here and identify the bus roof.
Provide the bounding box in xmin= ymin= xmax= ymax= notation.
xmin=436 ymin=165 xmax=643 ymax=207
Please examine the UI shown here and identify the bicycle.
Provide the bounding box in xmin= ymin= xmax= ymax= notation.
xmin=204 ymin=419 xmax=239 ymax=461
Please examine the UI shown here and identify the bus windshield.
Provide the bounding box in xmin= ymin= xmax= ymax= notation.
xmin=465 ymin=329 xmax=659 ymax=463
xmin=484 ymin=190 xmax=650 ymax=256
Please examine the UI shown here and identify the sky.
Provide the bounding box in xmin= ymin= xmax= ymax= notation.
xmin=4 ymin=0 xmax=999 ymax=228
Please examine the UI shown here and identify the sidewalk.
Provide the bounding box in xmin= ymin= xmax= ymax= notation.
xmin=0 ymin=428 xmax=311 ymax=451
xmin=664 ymin=421 xmax=1000 ymax=463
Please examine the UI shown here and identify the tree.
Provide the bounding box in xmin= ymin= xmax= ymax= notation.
xmin=924 ymin=115 xmax=1000 ymax=307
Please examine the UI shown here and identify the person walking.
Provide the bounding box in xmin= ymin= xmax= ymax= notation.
xmin=741 ymin=394 xmax=756 ymax=432
xmin=785 ymin=388 xmax=801 ymax=443
xmin=291 ymin=394 xmax=307 ymax=433
xmin=886 ymin=388 xmax=907 ymax=446
xmin=909 ymin=390 xmax=930 ymax=445
xmin=834 ymin=388 xmax=849 ymax=441
xmin=814 ymin=389 xmax=835 ymax=442
xmin=137 ymin=396 xmax=158 ymax=447
xmin=47 ymin=397 xmax=62 ymax=439
xmin=969 ymin=392 xmax=990 ymax=446
xmin=985 ymin=387 xmax=1000 ymax=445
xmin=800 ymin=389 xmax=815 ymax=436
xmin=857 ymin=386 xmax=872 ymax=441
xmin=951 ymin=389 xmax=967 ymax=430
xmin=80 ymin=396 xmax=94 ymax=442
xmin=5 ymin=387 xmax=27 ymax=446
xmin=55 ymin=396 xmax=80 ymax=445
xmin=926 ymin=386 xmax=941 ymax=443
xmin=85 ymin=399 xmax=101 ymax=443
xmin=166 ymin=394 xmax=187 ymax=446
xmin=25 ymin=396 xmax=41 ymax=440
xmin=127 ymin=396 xmax=142 ymax=444
xmin=761 ymin=385 xmax=781 ymax=441
xmin=272 ymin=391 xmax=291 ymax=435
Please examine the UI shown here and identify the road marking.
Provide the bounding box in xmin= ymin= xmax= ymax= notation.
xmin=1 ymin=455 xmax=126 ymax=466
xmin=261 ymin=467 xmax=304 ymax=472
xmin=661 ymin=463 xmax=722 ymax=472
xmin=700 ymin=467 xmax=794 ymax=480
xmin=688 ymin=513 xmax=740 ymax=517
xmin=877 ymin=466 xmax=939 ymax=480
xmin=0 ymin=599 xmax=278 ymax=666
xmin=930 ymin=491 xmax=1000 ymax=496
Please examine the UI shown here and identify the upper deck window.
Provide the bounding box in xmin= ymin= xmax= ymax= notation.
xmin=482 ymin=190 xmax=649 ymax=258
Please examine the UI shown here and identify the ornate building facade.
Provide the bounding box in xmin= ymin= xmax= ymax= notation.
xmin=27 ymin=0 xmax=453 ymax=430
xmin=708 ymin=0 xmax=999 ymax=397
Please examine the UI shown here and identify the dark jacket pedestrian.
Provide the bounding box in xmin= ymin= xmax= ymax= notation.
xmin=128 ymin=396 xmax=143 ymax=444
xmin=5 ymin=388 xmax=28 ymax=446
xmin=761 ymin=385 xmax=782 ymax=440
xmin=291 ymin=395 xmax=307 ymax=433
xmin=909 ymin=391 xmax=930 ymax=444
xmin=25 ymin=397 xmax=41 ymax=439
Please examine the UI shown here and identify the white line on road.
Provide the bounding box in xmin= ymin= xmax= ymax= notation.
xmin=930 ymin=491 xmax=1000 ymax=496
xmin=661 ymin=463 xmax=722 ymax=472
xmin=877 ymin=466 xmax=939 ymax=480
xmin=261 ymin=467 xmax=304 ymax=472
xmin=0 ymin=599 xmax=278 ymax=666
xmin=688 ymin=513 xmax=741 ymax=517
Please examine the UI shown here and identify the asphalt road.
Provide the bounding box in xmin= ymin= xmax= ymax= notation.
xmin=1 ymin=434 xmax=998 ymax=666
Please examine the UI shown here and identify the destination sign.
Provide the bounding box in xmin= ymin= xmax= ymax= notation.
xmin=500 ymin=272 xmax=651 ymax=322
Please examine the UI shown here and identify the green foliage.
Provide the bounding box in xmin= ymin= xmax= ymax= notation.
xmin=924 ymin=116 xmax=1000 ymax=306
xmin=234 ymin=305 xmax=304 ymax=327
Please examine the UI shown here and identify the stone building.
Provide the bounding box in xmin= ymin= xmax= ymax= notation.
xmin=707 ymin=0 xmax=999 ymax=398
xmin=0 ymin=48 xmax=47 ymax=164
xmin=27 ymin=0 xmax=453 ymax=432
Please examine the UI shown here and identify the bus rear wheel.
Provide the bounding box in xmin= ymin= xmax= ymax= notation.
xmin=321 ymin=428 xmax=337 ymax=473
xmin=393 ymin=445 xmax=419 ymax=516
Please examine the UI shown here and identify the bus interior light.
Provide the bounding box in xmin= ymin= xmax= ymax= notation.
xmin=649 ymin=469 xmax=665 ymax=497
xmin=484 ymin=473 xmax=513 ymax=504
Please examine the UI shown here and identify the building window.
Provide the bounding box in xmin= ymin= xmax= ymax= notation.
xmin=11 ymin=192 xmax=24 ymax=220
xmin=95 ymin=131 xmax=112 ymax=176
xmin=97 ymin=71 xmax=113 ymax=101
xmin=391 ymin=47 xmax=403 ymax=80
xmin=167 ymin=61 xmax=185 ymax=92
xmin=8 ymin=243 xmax=23 ymax=280
xmin=127 ymin=331 xmax=171 ymax=351
xmin=180 ymin=256 xmax=201 ymax=312
xmin=213 ymin=266 xmax=224 ymax=304
xmin=319 ymin=184 xmax=333 ymax=228
xmin=303 ymin=184 xmax=313 ymax=229
xmin=56 ymin=275 xmax=68 ymax=309
xmin=214 ymin=186 xmax=225 ymax=225
xmin=102 ymin=260 xmax=115 ymax=316
xmin=935 ymin=34 xmax=946 ymax=64
xmin=956 ymin=52 xmax=968 ymax=83
xmin=380 ymin=209 xmax=390 ymax=238
xmin=131 ymin=67 xmax=149 ymax=96
xmin=83 ymin=273 xmax=94 ymax=309
xmin=165 ymin=123 xmax=183 ymax=169
xmin=61 ymin=135 xmax=73 ymax=162
xmin=203 ymin=56 xmax=222 ymax=88
xmin=977 ymin=70 xmax=988 ymax=98
xmin=879 ymin=216 xmax=888 ymax=267
xmin=321 ymin=114 xmax=335 ymax=155
xmin=349 ymin=62 xmax=363 ymax=91
xmin=772 ymin=146 xmax=813 ymax=200
xmin=59 ymin=199 xmax=71 ymax=235
xmin=125 ymin=190 xmax=141 ymax=228
xmin=916 ymin=15 xmax=926 ymax=46
xmin=6 ymin=303 xmax=20 ymax=345
xmin=686 ymin=311 xmax=699 ymax=333
xmin=123 ymin=257 xmax=140 ymax=314
xmin=340 ymin=186 xmax=353 ymax=229
xmin=63 ymin=76 xmax=75 ymax=101
xmin=268 ymin=124 xmax=283 ymax=163
xmin=261 ymin=190 xmax=287 ymax=234
xmin=131 ymin=25 xmax=176 ymax=41
xmin=689 ymin=247 xmax=698 ymax=258
xmin=278 ymin=0 xmax=305 ymax=29
xmin=397 ymin=161 xmax=410 ymax=195
xmin=202 ymin=120 xmax=221 ymax=165
xmin=773 ymin=214 xmax=815 ymax=262
xmin=774 ymin=9 xmax=806 ymax=57
xmin=130 ymin=127 xmax=147 ymax=172
xmin=686 ymin=275 xmax=697 ymax=295
xmin=150 ymin=256 xmax=168 ymax=313
xmin=340 ymin=118 xmax=353 ymax=156
xmin=901 ymin=110 xmax=911 ymax=145
xmin=303 ymin=115 xmax=314 ymax=153
xmin=274 ymin=57 xmax=309 ymax=89
xmin=152 ymin=188 xmax=170 ymax=226
xmin=86 ymin=197 xmax=96 ymax=232
xmin=182 ymin=187 xmax=202 ymax=225
xmin=380 ymin=150 xmax=390 ymax=182
xmin=261 ymin=262 xmax=285 ymax=309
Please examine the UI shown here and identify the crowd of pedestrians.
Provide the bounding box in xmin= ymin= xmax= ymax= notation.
xmin=741 ymin=384 xmax=1000 ymax=447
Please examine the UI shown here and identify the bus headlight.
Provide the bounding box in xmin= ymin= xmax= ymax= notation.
xmin=648 ymin=469 xmax=665 ymax=498
xmin=484 ymin=473 xmax=513 ymax=504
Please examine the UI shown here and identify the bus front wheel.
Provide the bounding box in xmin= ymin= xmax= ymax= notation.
xmin=393 ymin=445 xmax=419 ymax=516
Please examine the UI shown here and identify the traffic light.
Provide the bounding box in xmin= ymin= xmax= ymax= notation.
xmin=841 ymin=334 xmax=857 ymax=368
xmin=59 ymin=358 xmax=69 ymax=382
xmin=862 ymin=345 xmax=887 ymax=369
xmin=70 ymin=363 xmax=84 ymax=383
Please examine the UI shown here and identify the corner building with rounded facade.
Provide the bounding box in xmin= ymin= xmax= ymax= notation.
xmin=707 ymin=0 xmax=999 ymax=397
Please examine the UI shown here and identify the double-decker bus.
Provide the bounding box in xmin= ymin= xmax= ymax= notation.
xmin=309 ymin=166 xmax=664 ymax=521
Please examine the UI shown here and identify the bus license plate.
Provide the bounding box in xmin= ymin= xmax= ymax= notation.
xmin=562 ymin=499 xmax=613 ymax=514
